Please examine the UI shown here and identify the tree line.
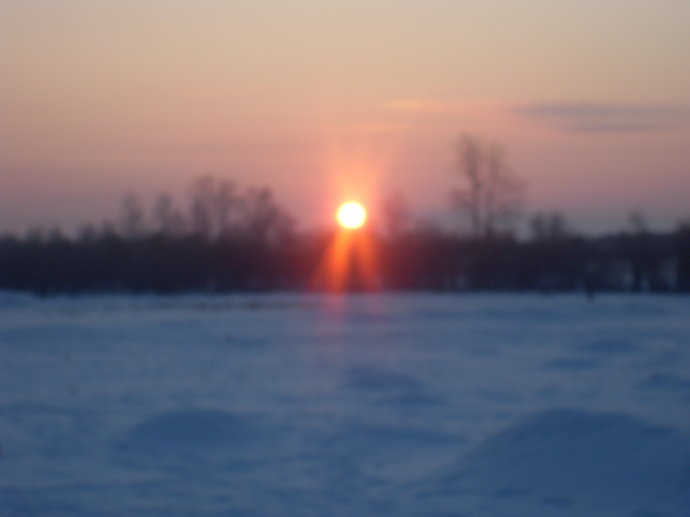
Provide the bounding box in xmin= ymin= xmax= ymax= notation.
xmin=1 ymin=137 xmax=689 ymax=295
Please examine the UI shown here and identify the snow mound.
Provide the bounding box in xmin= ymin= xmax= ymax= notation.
xmin=116 ymin=408 xmax=265 ymax=458
xmin=423 ymin=409 xmax=690 ymax=515
xmin=344 ymin=365 xmax=425 ymax=392
xmin=343 ymin=365 xmax=446 ymax=408
xmin=640 ymin=372 xmax=690 ymax=392
xmin=582 ymin=338 xmax=638 ymax=355
xmin=324 ymin=422 xmax=458 ymax=456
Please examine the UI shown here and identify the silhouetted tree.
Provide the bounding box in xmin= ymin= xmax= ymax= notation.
xmin=117 ymin=192 xmax=147 ymax=238
xmin=674 ymin=220 xmax=690 ymax=292
xmin=450 ymin=135 xmax=526 ymax=238
xmin=527 ymin=211 xmax=583 ymax=291
xmin=188 ymin=175 xmax=241 ymax=239
xmin=152 ymin=193 xmax=186 ymax=237
xmin=240 ymin=186 xmax=295 ymax=246
xmin=625 ymin=209 xmax=657 ymax=291
xmin=1 ymin=171 xmax=688 ymax=295
xmin=381 ymin=191 xmax=412 ymax=240
xmin=530 ymin=211 xmax=570 ymax=241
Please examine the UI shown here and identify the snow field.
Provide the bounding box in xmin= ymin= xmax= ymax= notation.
xmin=1 ymin=293 xmax=689 ymax=516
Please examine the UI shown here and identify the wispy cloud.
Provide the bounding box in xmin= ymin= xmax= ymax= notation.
xmin=350 ymin=122 xmax=417 ymax=133
xmin=517 ymin=102 xmax=690 ymax=134
xmin=377 ymin=98 xmax=509 ymax=130
xmin=381 ymin=99 xmax=462 ymax=114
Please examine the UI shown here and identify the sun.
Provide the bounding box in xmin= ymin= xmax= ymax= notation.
xmin=336 ymin=201 xmax=367 ymax=229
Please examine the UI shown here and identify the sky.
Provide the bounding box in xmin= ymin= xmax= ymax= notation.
xmin=2 ymin=0 xmax=689 ymax=234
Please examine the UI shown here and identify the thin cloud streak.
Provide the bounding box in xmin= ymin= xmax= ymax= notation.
xmin=349 ymin=122 xmax=418 ymax=133
xmin=517 ymin=102 xmax=690 ymax=134
xmin=380 ymin=99 xmax=463 ymax=114
xmin=376 ymin=99 xmax=511 ymax=133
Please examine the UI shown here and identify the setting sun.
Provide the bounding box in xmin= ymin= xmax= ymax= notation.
xmin=336 ymin=201 xmax=367 ymax=229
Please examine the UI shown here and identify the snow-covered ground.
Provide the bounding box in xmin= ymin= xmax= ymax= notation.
xmin=1 ymin=292 xmax=689 ymax=516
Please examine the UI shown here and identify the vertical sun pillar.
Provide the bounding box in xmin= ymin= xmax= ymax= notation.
xmin=311 ymin=201 xmax=379 ymax=292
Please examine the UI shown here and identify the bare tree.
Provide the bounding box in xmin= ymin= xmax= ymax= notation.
xmin=626 ymin=209 xmax=655 ymax=291
xmin=529 ymin=211 xmax=571 ymax=241
xmin=627 ymin=208 xmax=650 ymax=234
xmin=240 ymin=186 xmax=295 ymax=246
xmin=381 ymin=190 xmax=411 ymax=239
xmin=118 ymin=192 xmax=146 ymax=238
xmin=188 ymin=175 xmax=241 ymax=239
xmin=450 ymin=135 xmax=526 ymax=238
xmin=676 ymin=219 xmax=690 ymax=291
xmin=152 ymin=193 xmax=186 ymax=237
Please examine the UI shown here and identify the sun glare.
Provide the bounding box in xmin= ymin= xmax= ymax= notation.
xmin=336 ymin=201 xmax=367 ymax=229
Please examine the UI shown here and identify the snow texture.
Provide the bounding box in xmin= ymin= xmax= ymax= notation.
xmin=1 ymin=292 xmax=689 ymax=516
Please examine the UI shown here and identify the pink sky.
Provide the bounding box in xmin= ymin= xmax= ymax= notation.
xmin=2 ymin=0 xmax=689 ymax=234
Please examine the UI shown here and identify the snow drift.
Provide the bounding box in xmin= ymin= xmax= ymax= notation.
xmin=420 ymin=408 xmax=690 ymax=516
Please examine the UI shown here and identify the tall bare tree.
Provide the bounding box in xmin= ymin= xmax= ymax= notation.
xmin=152 ymin=193 xmax=185 ymax=237
xmin=188 ymin=175 xmax=241 ymax=239
xmin=529 ymin=211 xmax=571 ymax=241
xmin=381 ymin=190 xmax=411 ymax=239
xmin=118 ymin=192 xmax=146 ymax=238
xmin=450 ymin=135 xmax=526 ymax=237
xmin=240 ymin=186 xmax=295 ymax=246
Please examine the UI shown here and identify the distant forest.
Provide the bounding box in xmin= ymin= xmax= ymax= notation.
xmin=2 ymin=137 xmax=689 ymax=295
